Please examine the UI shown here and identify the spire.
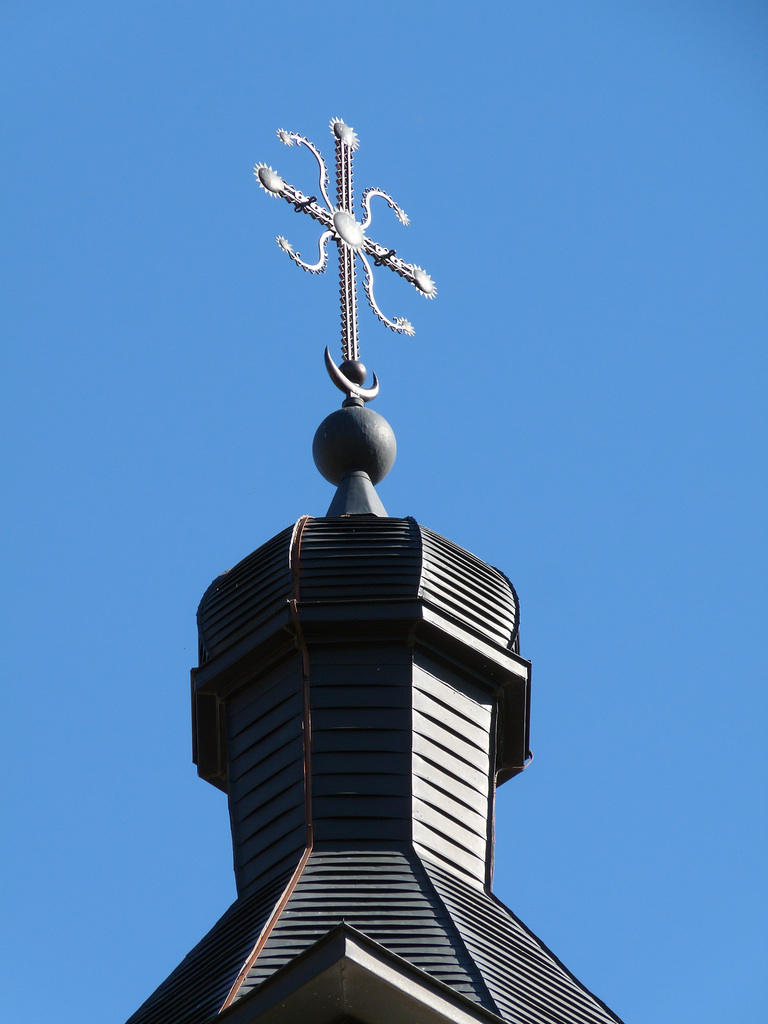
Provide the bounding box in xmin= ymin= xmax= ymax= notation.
xmin=125 ymin=117 xmax=626 ymax=1024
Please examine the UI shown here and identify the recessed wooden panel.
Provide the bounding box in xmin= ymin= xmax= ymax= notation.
xmin=226 ymin=655 xmax=306 ymax=896
xmin=411 ymin=654 xmax=493 ymax=886
xmin=412 ymin=774 xmax=488 ymax=837
xmin=308 ymin=646 xmax=412 ymax=843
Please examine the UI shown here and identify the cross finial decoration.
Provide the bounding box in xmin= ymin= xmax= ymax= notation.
xmin=255 ymin=119 xmax=436 ymax=401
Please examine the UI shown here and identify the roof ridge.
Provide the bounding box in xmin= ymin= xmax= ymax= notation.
xmin=423 ymin=859 xmax=626 ymax=1024
xmin=410 ymin=849 xmax=501 ymax=1017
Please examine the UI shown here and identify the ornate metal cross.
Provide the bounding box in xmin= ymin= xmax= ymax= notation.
xmin=255 ymin=119 xmax=436 ymax=400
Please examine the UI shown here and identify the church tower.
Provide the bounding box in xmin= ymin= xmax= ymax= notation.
xmin=126 ymin=119 xmax=624 ymax=1024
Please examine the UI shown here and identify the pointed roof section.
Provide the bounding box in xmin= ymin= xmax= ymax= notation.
xmin=127 ymin=849 xmax=623 ymax=1024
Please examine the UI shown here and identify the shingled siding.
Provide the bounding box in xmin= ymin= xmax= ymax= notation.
xmin=197 ymin=524 xmax=294 ymax=661
xmin=197 ymin=518 xmax=520 ymax=669
xmin=127 ymin=851 xmax=624 ymax=1024
xmin=235 ymin=848 xmax=497 ymax=1013
xmin=418 ymin=525 xmax=518 ymax=650
xmin=309 ymin=645 xmax=413 ymax=844
xmin=125 ymin=870 xmax=293 ymax=1024
xmin=226 ymin=653 xmax=307 ymax=898
xmin=299 ymin=516 xmax=421 ymax=601
xmin=425 ymin=860 xmax=625 ymax=1024
xmin=411 ymin=651 xmax=493 ymax=886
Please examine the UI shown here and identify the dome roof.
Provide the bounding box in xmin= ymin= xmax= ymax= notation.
xmin=197 ymin=517 xmax=519 ymax=663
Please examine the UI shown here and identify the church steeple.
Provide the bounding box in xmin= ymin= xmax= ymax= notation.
xmin=192 ymin=514 xmax=529 ymax=900
xmin=126 ymin=118 xmax=624 ymax=1024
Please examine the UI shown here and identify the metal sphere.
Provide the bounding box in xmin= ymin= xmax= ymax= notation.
xmin=313 ymin=405 xmax=396 ymax=486
xmin=338 ymin=359 xmax=368 ymax=385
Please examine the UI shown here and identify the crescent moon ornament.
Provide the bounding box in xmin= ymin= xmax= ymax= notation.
xmin=324 ymin=346 xmax=380 ymax=402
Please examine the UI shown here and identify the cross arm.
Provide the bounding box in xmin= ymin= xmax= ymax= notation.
xmin=254 ymin=163 xmax=333 ymax=230
xmin=280 ymin=182 xmax=333 ymax=230
xmin=362 ymin=238 xmax=437 ymax=300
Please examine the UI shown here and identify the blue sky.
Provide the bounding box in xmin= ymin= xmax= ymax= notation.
xmin=2 ymin=3 xmax=766 ymax=1022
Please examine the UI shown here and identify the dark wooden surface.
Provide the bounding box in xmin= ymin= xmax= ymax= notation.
xmin=126 ymin=517 xmax=616 ymax=1024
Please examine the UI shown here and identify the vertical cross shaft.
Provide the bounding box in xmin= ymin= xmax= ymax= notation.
xmin=335 ymin=131 xmax=358 ymax=363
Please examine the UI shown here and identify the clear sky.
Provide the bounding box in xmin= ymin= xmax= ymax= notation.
xmin=2 ymin=3 xmax=766 ymax=1022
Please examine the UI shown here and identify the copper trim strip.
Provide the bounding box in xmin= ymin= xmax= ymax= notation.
xmin=219 ymin=845 xmax=312 ymax=1011
xmin=220 ymin=516 xmax=314 ymax=1013
xmin=289 ymin=515 xmax=314 ymax=849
